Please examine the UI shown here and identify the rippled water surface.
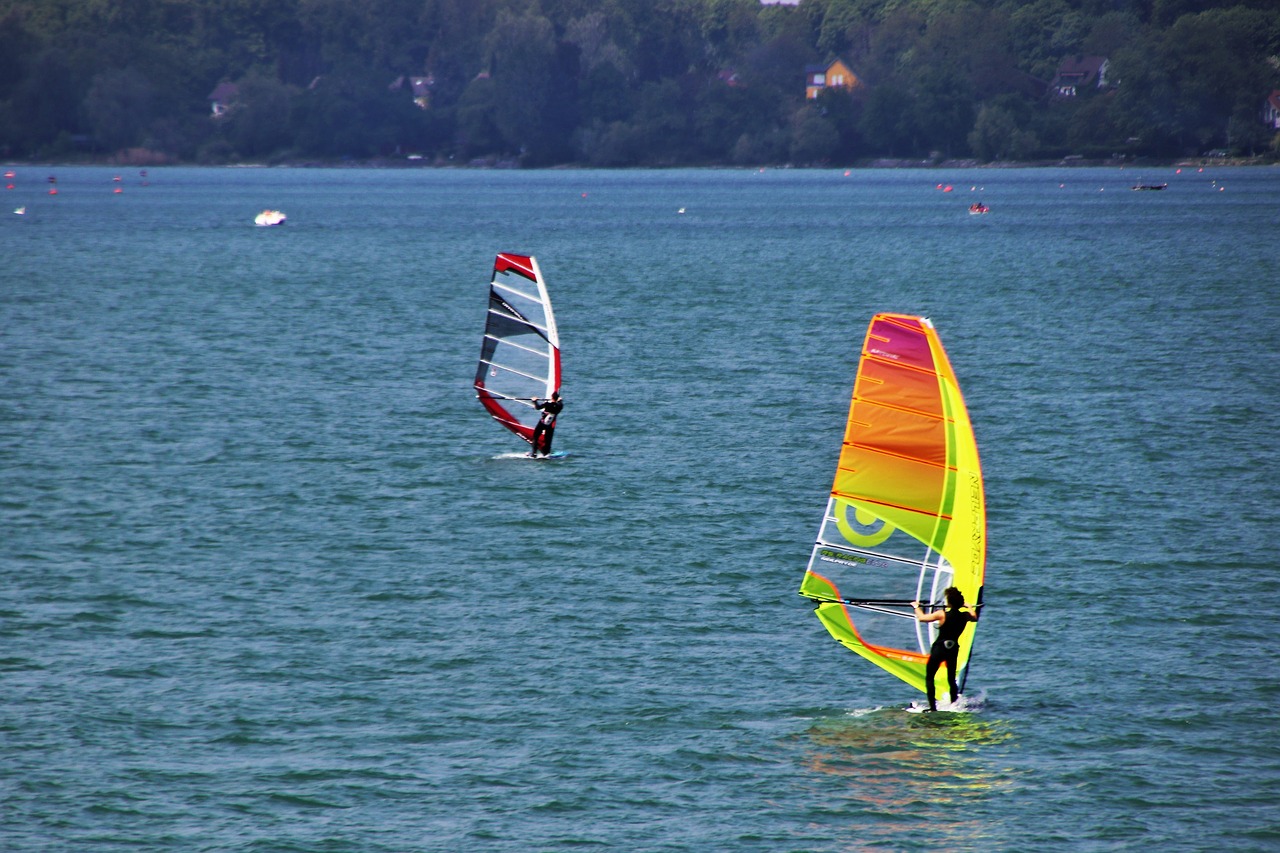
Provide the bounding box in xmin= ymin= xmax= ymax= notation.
xmin=3 ymin=165 xmax=1278 ymax=851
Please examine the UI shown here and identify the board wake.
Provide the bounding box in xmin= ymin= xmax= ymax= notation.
xmin=493 ymin=451 xmax=569 ymax=461
xmin=905 ymin=694 xmax=982 ymax=714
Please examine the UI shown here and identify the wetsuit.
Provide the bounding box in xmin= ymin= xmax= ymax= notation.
xmin=925 ymin=606 xmax=976 ymax=710
xmin=531 ymin=397 xmax=563 ymax=455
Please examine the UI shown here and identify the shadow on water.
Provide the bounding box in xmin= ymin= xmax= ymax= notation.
xmin=790 ymin=706 xmax=1018 ymax=849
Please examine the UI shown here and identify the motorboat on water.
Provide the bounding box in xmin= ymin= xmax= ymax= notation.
xmin=254 ymin=209 xmax=287 ymax=226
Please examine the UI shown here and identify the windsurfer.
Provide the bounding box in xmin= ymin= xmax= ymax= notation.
xmin=530 ymin=391 xmax=563 ymax=456
xmin=912 ymin=587 xmax=978 ymax=711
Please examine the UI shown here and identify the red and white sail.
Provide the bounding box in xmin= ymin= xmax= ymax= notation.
xmin=474 ymin=253 xmax=561 ymax=446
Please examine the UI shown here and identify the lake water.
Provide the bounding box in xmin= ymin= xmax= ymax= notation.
xmin=3 ymin=165 xmax=1278 ymax=851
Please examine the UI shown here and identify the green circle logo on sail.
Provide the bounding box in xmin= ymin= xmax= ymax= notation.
xmin=834 ymin=499 xmax=895 ymax=546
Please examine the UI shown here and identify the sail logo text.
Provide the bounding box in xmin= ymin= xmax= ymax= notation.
xmin=969 ymin=471 xmax=983 ymax=565
xmin=819 ymin=548 xmax=889 ymax=569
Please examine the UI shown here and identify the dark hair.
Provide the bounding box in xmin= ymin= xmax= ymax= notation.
xmin=945 ymin=586 xmax=965 ymax=609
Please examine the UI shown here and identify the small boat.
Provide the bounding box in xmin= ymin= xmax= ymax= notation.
xmin=254 ymin=209 xmax=287 ymax=226
xmin=968 ymin=202 xmax=989 ymax=214
xmin=13 ymin=206 xmax=25 ymax=215
xmin=1131 ymin=183 xmax=1167 ymax=191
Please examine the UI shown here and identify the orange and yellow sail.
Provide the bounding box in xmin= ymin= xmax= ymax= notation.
xmin=800 ymin=313 xmax=986 ymax=699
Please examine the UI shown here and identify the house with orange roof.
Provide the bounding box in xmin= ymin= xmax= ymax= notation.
xmin=805 ymin=59 xmax=860 ymax=100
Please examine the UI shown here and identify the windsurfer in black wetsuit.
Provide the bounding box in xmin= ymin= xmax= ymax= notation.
xmin=912 ymin=586 xmax=979 ymax=711
xmin=529 ymin=391 xmax=563 ymax=457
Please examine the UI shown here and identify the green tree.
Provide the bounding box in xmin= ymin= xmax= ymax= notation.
xmin=0 ymin=12 xmax=35 ymax=101
xmin=223 ymin=72 xmax=297 ymax=158
xmin=789 ymin=103 xmax=840 ymax=163
xmin=564 ymin=11 xmax=630 ymax=77
xmin=629 ymin=0 xmax=703 ymax=82
xmin=454 ymin=73 xmax=504 ymax=158
xmin=631 ymin=77 xmax=695 ymax=164
xmin=730 ymin=126 xmax=789 ymax=164
xmin=580 ymin=76 xmax=694 ymax=165
xmin=698 ymin=0 xmax=762 ymax=67
xmin=694 ymin=77 xmax=781 ymax=161
xmin=420 ymin=0 xmax=503 ymax=104
xmin=909 ymin=67 xmax=976 ymax=157
xmin=816 ymin=0 xmax=877 ymax=61
xmin=858 ymin=81 xmax=916 ymax=156
xmin=968 ymin=103 xmax=1017 ymax=161
xmin=82 ymin=68 xmax=155 ymax=152
xmin=290 ymin=66 xmax=423 ymax=159
xmin=579 ymin=61 xmax=634 ymax=125
xmin=969 ymin=95 xmax=1039 ymax=161
xmin=812 ymin=86 xmax=859 ymax=157
xmin=1081 ymin=11 xmax=1142 ymax=56
xmin=1008 ymin=0 xmax=1086 ymax=80
xmin=485 ymin=8 xmax=574 ymax=164
xmin=7 ymin=47 xmax=86 ymax=156
xmin=1107 ymin=7 xmax=1280 ymax=156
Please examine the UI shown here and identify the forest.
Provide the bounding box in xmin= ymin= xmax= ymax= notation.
xmin=1 ymin=0 xmax=1278 ymax=167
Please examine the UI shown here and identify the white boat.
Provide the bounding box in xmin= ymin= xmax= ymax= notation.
xmin=254 ymin=209 xmax=287 ymax=227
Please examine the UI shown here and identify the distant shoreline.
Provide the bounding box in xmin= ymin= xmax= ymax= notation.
xmin=4 ymin=154 xmax=1275 ymax=170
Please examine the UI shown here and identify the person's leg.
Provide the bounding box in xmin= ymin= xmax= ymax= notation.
xmin=542 ymin=425 xmax=555 ymax=455
xmin=946 ymin=647 xmax=961 ymax=704
xmin=925 ymin=652 xmax=941 ymax=711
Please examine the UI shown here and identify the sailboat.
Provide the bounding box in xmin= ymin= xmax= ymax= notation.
xmin=474 ymin=253 xmax=562 ymax=454
xmin=799 ymin=313 xmax=986 ymax=707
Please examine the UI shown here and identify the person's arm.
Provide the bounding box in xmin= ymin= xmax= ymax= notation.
xmin=911 ymin=602 xmax=945 ymax=624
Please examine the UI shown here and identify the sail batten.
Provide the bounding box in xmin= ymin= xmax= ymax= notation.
xmin=827 ymin=493 xmax=953 ymax=522
xmin=481 ymin=326 xmax=552 ymax=350
xmin=475 ymin=253 xmax=561 ymax=446
xmin=486 ymin=307 xmax=556 ymax=339
xmin=480 ymin=361 xmax=549 ymax=385
xmin=800 ymin=313 xmax=986 ymax=702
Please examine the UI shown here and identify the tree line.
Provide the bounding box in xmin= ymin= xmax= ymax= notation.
xmin=0 ymin=0 xmax=1277 ymax=166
